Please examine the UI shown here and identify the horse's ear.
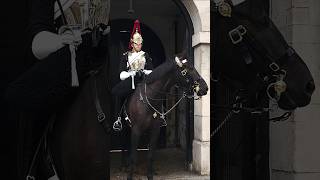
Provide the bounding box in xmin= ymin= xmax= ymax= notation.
xmin=175 ymin=56 xmax=183 ymax=67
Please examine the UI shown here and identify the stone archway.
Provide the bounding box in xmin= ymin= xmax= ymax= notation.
xmin=180 ymin=0 xmax=210 ymax=175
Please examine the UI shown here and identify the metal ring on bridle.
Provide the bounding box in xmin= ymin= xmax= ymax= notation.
xmin=267 ymin=82 xmax=280 ymax=102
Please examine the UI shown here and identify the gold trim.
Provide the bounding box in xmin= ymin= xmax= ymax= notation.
xmin=218 ymin=1 xmax=232 ymax=17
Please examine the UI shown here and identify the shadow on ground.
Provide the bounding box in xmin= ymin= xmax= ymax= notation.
xmin=110 ymin=148 xmax=210 ymax=180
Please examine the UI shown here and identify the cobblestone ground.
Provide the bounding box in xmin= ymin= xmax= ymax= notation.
xmin=110 ymin=148 xmax=210 ymax=180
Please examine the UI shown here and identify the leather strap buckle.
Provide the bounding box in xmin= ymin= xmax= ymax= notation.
xmin=269 ymin=62 xmax=280 ymax=72
xmin=229 ymin=25 xmax=247 ymax=44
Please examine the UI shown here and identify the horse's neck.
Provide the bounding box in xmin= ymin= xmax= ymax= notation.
xmin=147 ymin=72 xmax=176 ymax=98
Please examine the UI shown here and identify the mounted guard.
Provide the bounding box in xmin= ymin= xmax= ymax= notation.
xmin=112 ymin=20 xmax=163 ymax=129
xmin=114 ymin=19 xmax=153 ymax=93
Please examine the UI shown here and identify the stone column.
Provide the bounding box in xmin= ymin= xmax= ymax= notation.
xmin=270 ymin=0 xmax=320 ymax=179
xmin=193 ymin=38 xmax=210 ymax=175
xmin=181 ymin=0 xmax=210 ymax=175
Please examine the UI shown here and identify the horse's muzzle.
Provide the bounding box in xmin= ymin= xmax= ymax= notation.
xmin=196 ymin=86 xmax=208 ymax=96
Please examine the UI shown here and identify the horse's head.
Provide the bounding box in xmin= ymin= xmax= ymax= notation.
xmin=213 ymin=0 xmax=315 ymax=110
xmin=173 ymin=55 xmax=208 ymax=97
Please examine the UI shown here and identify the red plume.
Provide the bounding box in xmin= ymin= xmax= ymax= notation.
xmin=128 ymin=20 xmax=142 ymax=49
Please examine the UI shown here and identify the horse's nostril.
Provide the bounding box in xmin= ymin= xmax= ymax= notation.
xmin=203 ymin=86 xmax=208 ymax=92
xmin=306 ymin=80 xmax=315 ymax=94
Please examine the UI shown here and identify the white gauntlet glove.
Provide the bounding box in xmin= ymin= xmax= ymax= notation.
xmin=32 ymin=31 xmax=66 ymax=60
xmin=143 ymin=70 xmax=152 ymax=75
xmin=120 ymin=71 xmax=136 ymax=80
xmin=32 ymin=29 xmax=83 ymax=60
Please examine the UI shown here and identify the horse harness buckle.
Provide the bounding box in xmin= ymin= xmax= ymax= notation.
xmin=181 ymin=69 xmax=188 ymax=76
xmin=229 ymin=25 xmax=247 ymax=44
xmin=97 ymin=112 xmax=106 ymax=122
xmin=269 ymin=62 xmax=280 ymax=72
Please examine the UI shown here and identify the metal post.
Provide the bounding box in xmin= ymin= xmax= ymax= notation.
xmin=128 ymin=0 xmax=134 ymax=14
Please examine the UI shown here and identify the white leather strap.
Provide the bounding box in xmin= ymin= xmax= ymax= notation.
xmin=54 ymin=0 xmax=75 ymax=20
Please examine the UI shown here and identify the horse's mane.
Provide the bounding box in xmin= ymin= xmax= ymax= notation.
xmin=233 ymin=0 xmax=270 ymax=27
xmin=145 ymin=60 xmax=175 ymax=84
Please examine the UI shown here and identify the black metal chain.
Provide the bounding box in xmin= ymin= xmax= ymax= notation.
xmin=211 ymin=111 xmax=235 ymax=138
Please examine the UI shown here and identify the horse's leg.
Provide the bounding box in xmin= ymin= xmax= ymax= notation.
xmin=127 ymin=127 xmax=140 ymax=180
xmin=120 ymin=149 xmax=127 ymax=172
xmin=147 ymin=125 xmax=161 ymax=180
xmin=121 ymin=128 xmax=130 ymax=171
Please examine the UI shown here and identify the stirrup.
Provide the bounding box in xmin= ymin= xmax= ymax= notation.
xmin=26 ymin=175 xmax=35 ymax=180
xmin=113 ymin=117 xmax=122 ymax=131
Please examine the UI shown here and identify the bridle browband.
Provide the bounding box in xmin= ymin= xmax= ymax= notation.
xmin=211 ymin=0 xmax=294 ymax=137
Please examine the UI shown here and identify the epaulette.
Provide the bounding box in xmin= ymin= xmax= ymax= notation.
xmin=122 ymin=51 xmax=128 ymax=56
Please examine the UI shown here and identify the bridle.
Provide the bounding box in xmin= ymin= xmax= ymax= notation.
xmin=141 ymin=58 xmax=203 ymax=118
xmin=211 ymin=0 xmax=295 ymax=137
xmin=175 ymin=57 xmax=204 ymax=96
xmin=215 ymin=0 xmax=295 ymax=100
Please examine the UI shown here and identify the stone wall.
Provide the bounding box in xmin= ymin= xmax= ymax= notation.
xmin=270 ymin=0 xmax=320 ymax=179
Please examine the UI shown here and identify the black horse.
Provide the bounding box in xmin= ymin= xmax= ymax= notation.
xmin=212 ymin=0 xmax=315 ymax=180
xmin=47 ymin=64 xmax=112 ymax=180
xmin=212 ymin=0 xmax=314 ymax=110
xmin=15 ymin=51 xmax=113 ymax=180
xmin=117 ymin=54 xmax=208 ymax=180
